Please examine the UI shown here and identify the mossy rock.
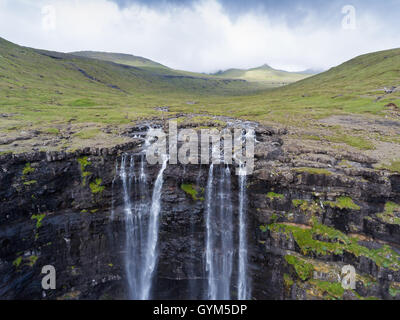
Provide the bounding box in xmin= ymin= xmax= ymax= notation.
xmin=292 ymin=199 xmax=322 ymax=215
xmin=376 ymin=202 xmax=400 ymax=225
xmin=181 ymin=183 xmax=204 ymax=201
xmin=267 ymin=192 xmax=284 ymax=201
xmin=269 ymin=219 xmax=400 ymax=271
xmin=78 ymin=157 xmax=92 ymax=186
xmin=31 ymin=214 xmax=46 ymax=229
xmin=22 ymin=163 xmax=35 ymax=176
xmin=294 ymin=167 xmax=332 ymax=176
xmin=324 ymin=196 xmax=360 ymax=211
xmin=90 ymin=178 xmax=105 ymax=194
xmin=285 ymin=255 xmax=314 ymax=281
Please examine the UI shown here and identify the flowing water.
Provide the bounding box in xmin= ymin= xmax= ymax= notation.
xmin=118 ymin=151 xmax=168 ymax=300
xmin=141 ymin=155 xmax=168 ymax=299
xmin=115 ymin=126 xmax=253 ymax=300
xmin=204 ymin=163 xmax=250 ymax=300
xmin=238 ymin=164 xmax=250 ymax=300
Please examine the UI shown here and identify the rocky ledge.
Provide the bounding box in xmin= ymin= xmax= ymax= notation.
xmin=1 ymin=123 xmax=400 ymax=300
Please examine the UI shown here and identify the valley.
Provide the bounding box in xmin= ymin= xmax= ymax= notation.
xmin=1 ymin=36 xmax=400 ymax=300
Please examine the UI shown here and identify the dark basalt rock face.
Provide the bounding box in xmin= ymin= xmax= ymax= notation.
xmin=1 ymin=127 xmax=400 ymax=300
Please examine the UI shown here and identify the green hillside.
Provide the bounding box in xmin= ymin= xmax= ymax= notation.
xmin=71 ymin=51 xmax=305 ymax=87
xmin=178 ymin=48 xmax=400 ymax=125
xmin=0 ymin=36 xmax=269 ymax=115
xmin=0 ymin=36 xmax=265 ymax=153
xmin=1 ymin=36 xmax=400 ymax=167
xmin=213 ymin=64 xmax=311 ymax=86
xmin=70 ymin=51 xmax=169 ymax=70
xmin=70 ymin=50 xmax=226 ymax=81
xmin=171 ymin=47 xmax=400 ymax=169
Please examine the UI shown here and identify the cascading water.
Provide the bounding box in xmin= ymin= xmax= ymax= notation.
xmin=120 ymin=154 xmax=139 ymax=299
xmin=114 ymin=124 xmax=253 ymax=300
xmin=205 ymin=163 xmax=216 ymax=300
xmin=205 ymin=164 xmax=242 ymax=300
xmin=116 ymin=128 xmax=168 ymax=300
xmin=204 ymin=128 xmax=253 ymax=300
xmin=236 ymin=128 xmax=254 ymax=300
xmin=204 ymin=164 xmax=250 ymax=300
xmin=219 ymin=165 xmax=234 ymax=300
xmin=238 ymin=165 xmax=249 ymax=300
xmin=141 ymin=154 xmax=168 ymax=300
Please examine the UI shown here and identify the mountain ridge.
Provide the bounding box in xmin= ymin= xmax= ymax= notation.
xmin=212 ymin=63 xmax=311 ymax=84
xmin=70 ymin=51 xmax=170 ymax=70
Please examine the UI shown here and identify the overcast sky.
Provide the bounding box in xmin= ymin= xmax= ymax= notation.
xmin=0 ymin=0 xmax=399 ymax=73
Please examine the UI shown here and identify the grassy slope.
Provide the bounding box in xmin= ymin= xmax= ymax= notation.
xmin=71 ymin=51 xmax=306 ymax=87
xmin=70 ymin=51 xmax=169 ymax=70
xmin=214 ymin=64 xmax=311 ymax=85
xmin=1 ymin=36 xmax=400 ymax=161
xmin=175 ymin=48 xmax=400 ymax=125
xmin=0 ymin=37 xmax=268 ymax=125
xmin=69 ymin=51 xmax=218 ymax=80
xmin=1 ymin=35 xmax=399 ymax=127
xmin=0 ymin=36 xmax=269 ymax=152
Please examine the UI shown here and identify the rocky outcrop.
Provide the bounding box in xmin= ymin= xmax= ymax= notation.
xmin=1 ymin=125 xmax=400 ymax=300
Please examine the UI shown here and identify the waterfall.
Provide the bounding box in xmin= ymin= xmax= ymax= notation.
xmin=205 ymin=165 xmax=234 ymax=300
xmin=121 ymin=154 xmax=139 ymax=299
xmin=236 ymin=128 xmax=254 ymax=300
xmin=115 ymin=125 xmax=252 ymax=300
xmin=119 ymin=150 xmax=168 ymax=300
xmin=205 ymin=163 xmax=216 ymax=300
xmin=238 ymin=165 xmax=249 ymax=300
xmin=141 ymin=155 xmax=168 ymax=300
xmin=219 ymin=166 xmax=234 ymax=300
xmin=204 ymin=127 xmax=253 ymax=300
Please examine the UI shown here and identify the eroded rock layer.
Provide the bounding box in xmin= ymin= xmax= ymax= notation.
xmin=1 ymin=125 xmax=400 ymax=300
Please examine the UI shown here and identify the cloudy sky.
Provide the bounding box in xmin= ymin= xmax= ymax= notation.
xmin=0 ymin=0 xmax=399 ymax=73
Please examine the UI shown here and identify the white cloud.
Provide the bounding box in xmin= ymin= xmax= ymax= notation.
xmin=0 ymin=0 xmax=399 ymax=73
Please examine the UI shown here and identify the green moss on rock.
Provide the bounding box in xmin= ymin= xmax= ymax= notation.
xmin=308 ymin=280 xmax=345 ymax=300
xmin=22 ymin=163 xmax=35 ymax=176
xmin=292 ymin=199 xmax=322 ymax=215
xmin=267 ymin=192 xmax=284 ymax=201
xmin=31 ymin=214 xmax=46 ymax=229
xmin=27 ymin=256 xmax=38 ymax=267
xmin=23 ymin=180 xmax=37 ymax=186
xmin=13 ymin=256 xmax=22 ymax=268
xmin=294 ymin=167 xmax=332 ymax=176
xmin=324 ymin=196 xmax=360 ymax=211
xmin=283 ymin=273 xmax=294 ymax=288
xmin=78 ymin=157 xmax=92 ymax=186
xmin=389 ymin=283 xmax=400 ymax=297
xmin=285 ymin=255 xmax=314 ymax=281
xmin=377 ymin=202 xmax=400 ymax=225
xmin=269 ymin=219 xmax=400 ymax=271
xmin=378 ymin=160 xmax=400 ymax=174
xmin=292 ymin=199 xmax=308 ymax=208
xmin=181 ymin=183 xmax=204 ymax=201
xmin=90 ymin=178 xmax=105 ymax=194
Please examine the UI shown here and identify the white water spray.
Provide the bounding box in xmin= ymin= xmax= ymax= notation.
xmin=140 ymin=155 xmax=168 ymax=300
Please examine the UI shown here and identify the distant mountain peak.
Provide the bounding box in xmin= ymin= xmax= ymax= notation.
xmin=258 ymin=63 xmax=272 ymax=69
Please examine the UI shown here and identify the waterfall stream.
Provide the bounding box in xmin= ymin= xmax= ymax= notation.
xmin=141 ymin=155 xmax=168 ymax=300
xmin=118 ymin=151 xmax=168 ymax=300
xmin=205 ymin=165 xmax=234 ymax=300
xmin=114 ymin=126 xmax=252 ymax=300
xmin=238 ymin=165 xmax=249 ymax=300
xmin=204 ymin=163 xmax=250 ymax=300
